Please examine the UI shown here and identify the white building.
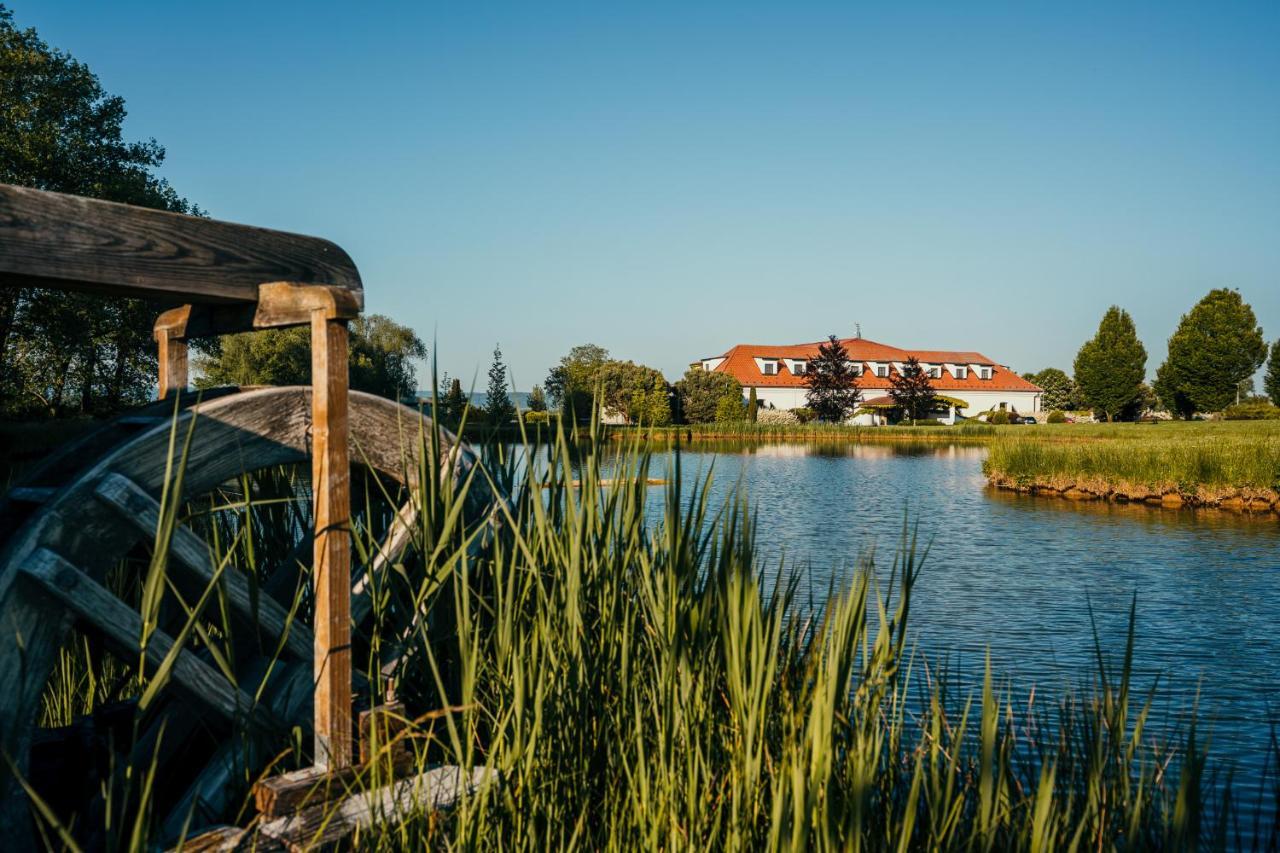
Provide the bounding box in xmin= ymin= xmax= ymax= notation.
xmin=694 ymin=337 xmax=1043 ymax=422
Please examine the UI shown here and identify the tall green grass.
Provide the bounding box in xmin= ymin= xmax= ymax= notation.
xmin=23 ymin=409 xmax=1278 ymax=849
xmin=611 ymin=420 xmax=996 ymax=442
xmin=985 ymin=428 xmax=1280 ymax=493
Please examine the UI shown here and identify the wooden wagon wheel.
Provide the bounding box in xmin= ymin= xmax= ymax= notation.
xmin=0 ymin=386 xmax=491 ymax=844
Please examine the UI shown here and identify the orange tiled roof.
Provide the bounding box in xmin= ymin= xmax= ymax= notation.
xmin=706 ymin=337 xmax=1042 ymax=393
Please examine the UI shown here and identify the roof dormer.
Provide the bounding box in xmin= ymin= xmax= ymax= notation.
xmin=753 ymin=357 xmax=780 ymax=376
xmin=783 ymin=358 xmax=807 ymax=375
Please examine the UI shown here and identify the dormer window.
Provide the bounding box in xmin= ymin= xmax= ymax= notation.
xmin=792 ymin=361 xmax=806 ymax=375
xmin=928 ymin=366 xmax=942 ymax=379
xmin=850 ymin=363 xmax=864 ymax=377
xmin=762 ymin=361 xmax=777 ymax=376
xmin=979 ymin=366 xmax=992 ymax=380
xmin=953 ymin=366 xmax=968 ymax=380
xmin=876 ymin=364 xmax=889 ymax=378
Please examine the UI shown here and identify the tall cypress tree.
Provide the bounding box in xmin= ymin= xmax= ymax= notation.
xmin=747 ymin=386 xmax=758 ymax=422
xmin=1073 ymin=306 xmax=1146 ymax=422
xmin=1264 ymin=340 xmax=1280 ymax=408
xmin=1154 ymin=289 xmax=1266 ymax=417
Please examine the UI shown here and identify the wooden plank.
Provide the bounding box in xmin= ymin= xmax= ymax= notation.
xmin=359 ymin=702 xmax=410 ymax=767
xmin=92 ymin=473 xmax=313 ymax=661
xmin=0 ymin=183 xmax=362 ymax=305
xmin=155 ymin=306 xmax=191 ymax=400
xmin=311 ymin=314 xmax=352 ymax=768
xmin=165 ymin=825 xmax=252 ymax=853
xmin=7 ymin=486 xmax=54 ymax=504
xmin=256 ymin=765 xmax=494 ymax=851
xmin=19 ymin=548 xmax=282 ymax=734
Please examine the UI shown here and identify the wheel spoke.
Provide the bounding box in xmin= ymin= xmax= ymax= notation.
xmin=94 ymin=473 xmax=313 ymax=661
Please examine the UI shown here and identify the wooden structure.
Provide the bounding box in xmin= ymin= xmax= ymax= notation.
xmin=0 ymin=184 xmax=487 ymax=845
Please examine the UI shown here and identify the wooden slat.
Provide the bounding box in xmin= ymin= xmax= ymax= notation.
xmin=311 ymin=315 xmax=352 ymax=768
xmin=0 ymin=183 xmax=362 ymax=305
xmin=93 ymin=473 xmax=313 ymax=661
xmin=6 ymin=486 xmax=54 ymax=504
xmin=256 ymin=765 xmax=493 ymax=851
xmin=19 ymin=548 xmax=283 ymax=733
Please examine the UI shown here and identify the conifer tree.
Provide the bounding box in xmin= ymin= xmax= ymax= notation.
xmin=443 ymin=377 xmax=466 ymax=425
xmin=1265 ymin=340 xmax=1280 ymax=408
xmin=889 ymin=356 xmax=937 ymax=423
xmin=1153 ymin=289 xmax=1266 ymax=417
xmin=528 ymin=385 xmax=547 ymax=412
xmin=747 ymin=387 xmax=758 ymax=422
xmin=485 ymin=344 xmax=515 ymax=425
xmin=1073 ymin=306 xmax=1147 ymax=422
xmin=805 ymin=335 xmax=861 ymax=422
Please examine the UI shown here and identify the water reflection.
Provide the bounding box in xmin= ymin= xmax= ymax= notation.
xmin=596 ymin=440 xmax=1280 ymax=790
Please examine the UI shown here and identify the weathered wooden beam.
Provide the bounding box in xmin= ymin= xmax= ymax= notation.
xmin=19 ymin=548 xmax=281 ymax=733
xmin=155 ymin=306 xmax=191 ymax=400
xmin=0 ymin=183 xmax=363 ymax=305
xmin=255 ymin=765 xmax=494 ymax=851
xmin=93 ymin=473 xmax=313 ymax=661
xmin=311 ymin=313 xmax=352 ymax=768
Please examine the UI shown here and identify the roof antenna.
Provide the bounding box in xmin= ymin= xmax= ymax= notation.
xmin=855 ymin=323 xmax=862 ymax=339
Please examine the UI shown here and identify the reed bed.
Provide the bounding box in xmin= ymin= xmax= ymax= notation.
xmin=985 ymin=424 xmax=1280 ymax=506
xmin=611 ymin=421 xmax=997 ymax=442
xmin=22 ymin=412 xmax=1280 ymax=850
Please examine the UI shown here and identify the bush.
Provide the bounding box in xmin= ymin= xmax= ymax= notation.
xmin=1223 ymin=401 xmax=1280 ymax=420
xmin=756 ymin=409 xmax=799 ymax=425
xmin=523 ymin=410 xmax=551 ymax=425
xmin=1047 ymin=410 xmax=1067 ymax=424
xmin=791 ymin=407 xmax=815 ymax=424
xmin=988 ymin=411 xmax=1011 ymax=425
xmin=715 ymin=394 xmax=746 ymax=423
xmin=903 ymin=418 xmax=942 ymax=426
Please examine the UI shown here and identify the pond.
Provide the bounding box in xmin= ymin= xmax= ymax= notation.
xmin=607 ymin=441 xmax=1280 ymax=798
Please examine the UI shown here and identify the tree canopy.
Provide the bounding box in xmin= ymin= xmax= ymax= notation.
xmin=0 ymin=6 xmax=199 ymax=418
xmin=1153 ymin=289 xmax=1266 ymax=418
xmin=544 ymin=343 xmax=610 ymax=420
xmin=195 ymin=314 xmax=426 ymax=400
xmin=888 ymin=356 xmax=938 ymax=423
xmin=674 ymin=367 xmax=742 ymax=424
xmin=805 ymin=335 xmax=861 ymax=422
xmin=1073 ymin=307 xmax=1147 ymax=422
xmin=598 ymin=361 xmax=671 ymax=426
xmin=1023 ymin=368 xmax=1083 ymax=411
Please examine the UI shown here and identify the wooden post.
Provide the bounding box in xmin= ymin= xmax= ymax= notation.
xmin=154 ymin=305 xmax=192 ymax=400
xmin=311 ymin=310 xmax=352 ymax=768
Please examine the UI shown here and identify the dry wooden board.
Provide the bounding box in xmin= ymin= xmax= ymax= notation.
xmin=0 ymin=183 xmax=362 ymax=304
xmin=256 ymin=765 xmax=495 ymax=851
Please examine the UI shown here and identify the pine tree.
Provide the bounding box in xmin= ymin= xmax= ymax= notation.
xmin=747 ymin=386 xmax=758 ymax=422
xmin=1154 ymin=289 xmax=1267 ymax=417
xmin=1265 ymin=340 xmax=1280 ymax=408
xmin=888 ymin=356 xmax=938 ymax=423
xmin=485 ymin=344 xmax=515 ymax=425
xmin=443 ymin=377 xmax=466 ymax=425
xmin=1073 ymin=307 xmax=1147 ymax=422
xmin=528 ymin=385 xmax=547 ymax=412
xmin=805 ymin=335 xmax=861 ymax=422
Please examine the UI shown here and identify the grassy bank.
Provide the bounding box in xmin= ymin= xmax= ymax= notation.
xmin=984 ymin=420 xmax=1280 ymax=511
xmin=18 ymin=415 xmax=1277 ymax=849
xmin=606 ymin=420 xmax=997 ymax=442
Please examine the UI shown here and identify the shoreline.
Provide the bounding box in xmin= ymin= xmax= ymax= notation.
xmin=986 ymin=473 xmax=1280 ymax=516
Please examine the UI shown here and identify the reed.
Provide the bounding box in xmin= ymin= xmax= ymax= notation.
xmin=21 ymin=408 xmax=1279 ymax=850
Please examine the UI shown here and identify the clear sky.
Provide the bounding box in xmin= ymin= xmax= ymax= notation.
xmin=14 ymin=2 xmax=1280 ymax=392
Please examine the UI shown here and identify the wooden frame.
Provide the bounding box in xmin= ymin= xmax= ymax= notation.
xmin=1 ymin=184 xmax=366 ymax=770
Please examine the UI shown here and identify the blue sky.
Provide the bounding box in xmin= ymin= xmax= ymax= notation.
xmin=15 ymin=2 xmax=1280 ymax=392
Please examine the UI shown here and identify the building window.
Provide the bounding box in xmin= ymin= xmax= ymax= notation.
xmin=762 ymin=361 xmax=777 ymax=375
xmin=876 ymin=365 xmax=889 ymax=378
xmin=979 ymin=367 xmax=992 ymax=380
xmin=929 ymin=367 xmax=941 ymax=379
xmin=954 ymin=366 xmax=968 ymax=379
xmin=850 ymin=363 xmax=863 ymax=376
xmin=792 ymin=361 xmax=806 ymax=375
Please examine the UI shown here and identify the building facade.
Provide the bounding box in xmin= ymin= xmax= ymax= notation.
xmin=695 ymin=337 xmax=1043 ymax=421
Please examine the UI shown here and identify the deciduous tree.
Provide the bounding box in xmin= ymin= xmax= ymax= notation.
xmin=1154 ymin=289 xmax=1266 ymax=417
xmin=805 ymin=335 xmax=861 ymax=422
xmin=674 ymin=368 xmax=742 ymax=424
xmin=1073 ymin=307 xmax=1146 ymax=422
xmin=527 ymin=385 xmax=547 ymax=412
xmin=1023 ymin=368 xmax=1083 ymax=411
xmin=544 ymin=343 xmax=610 ymax=421
xmin=0 ymin=7 xmax=199 ymax=418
